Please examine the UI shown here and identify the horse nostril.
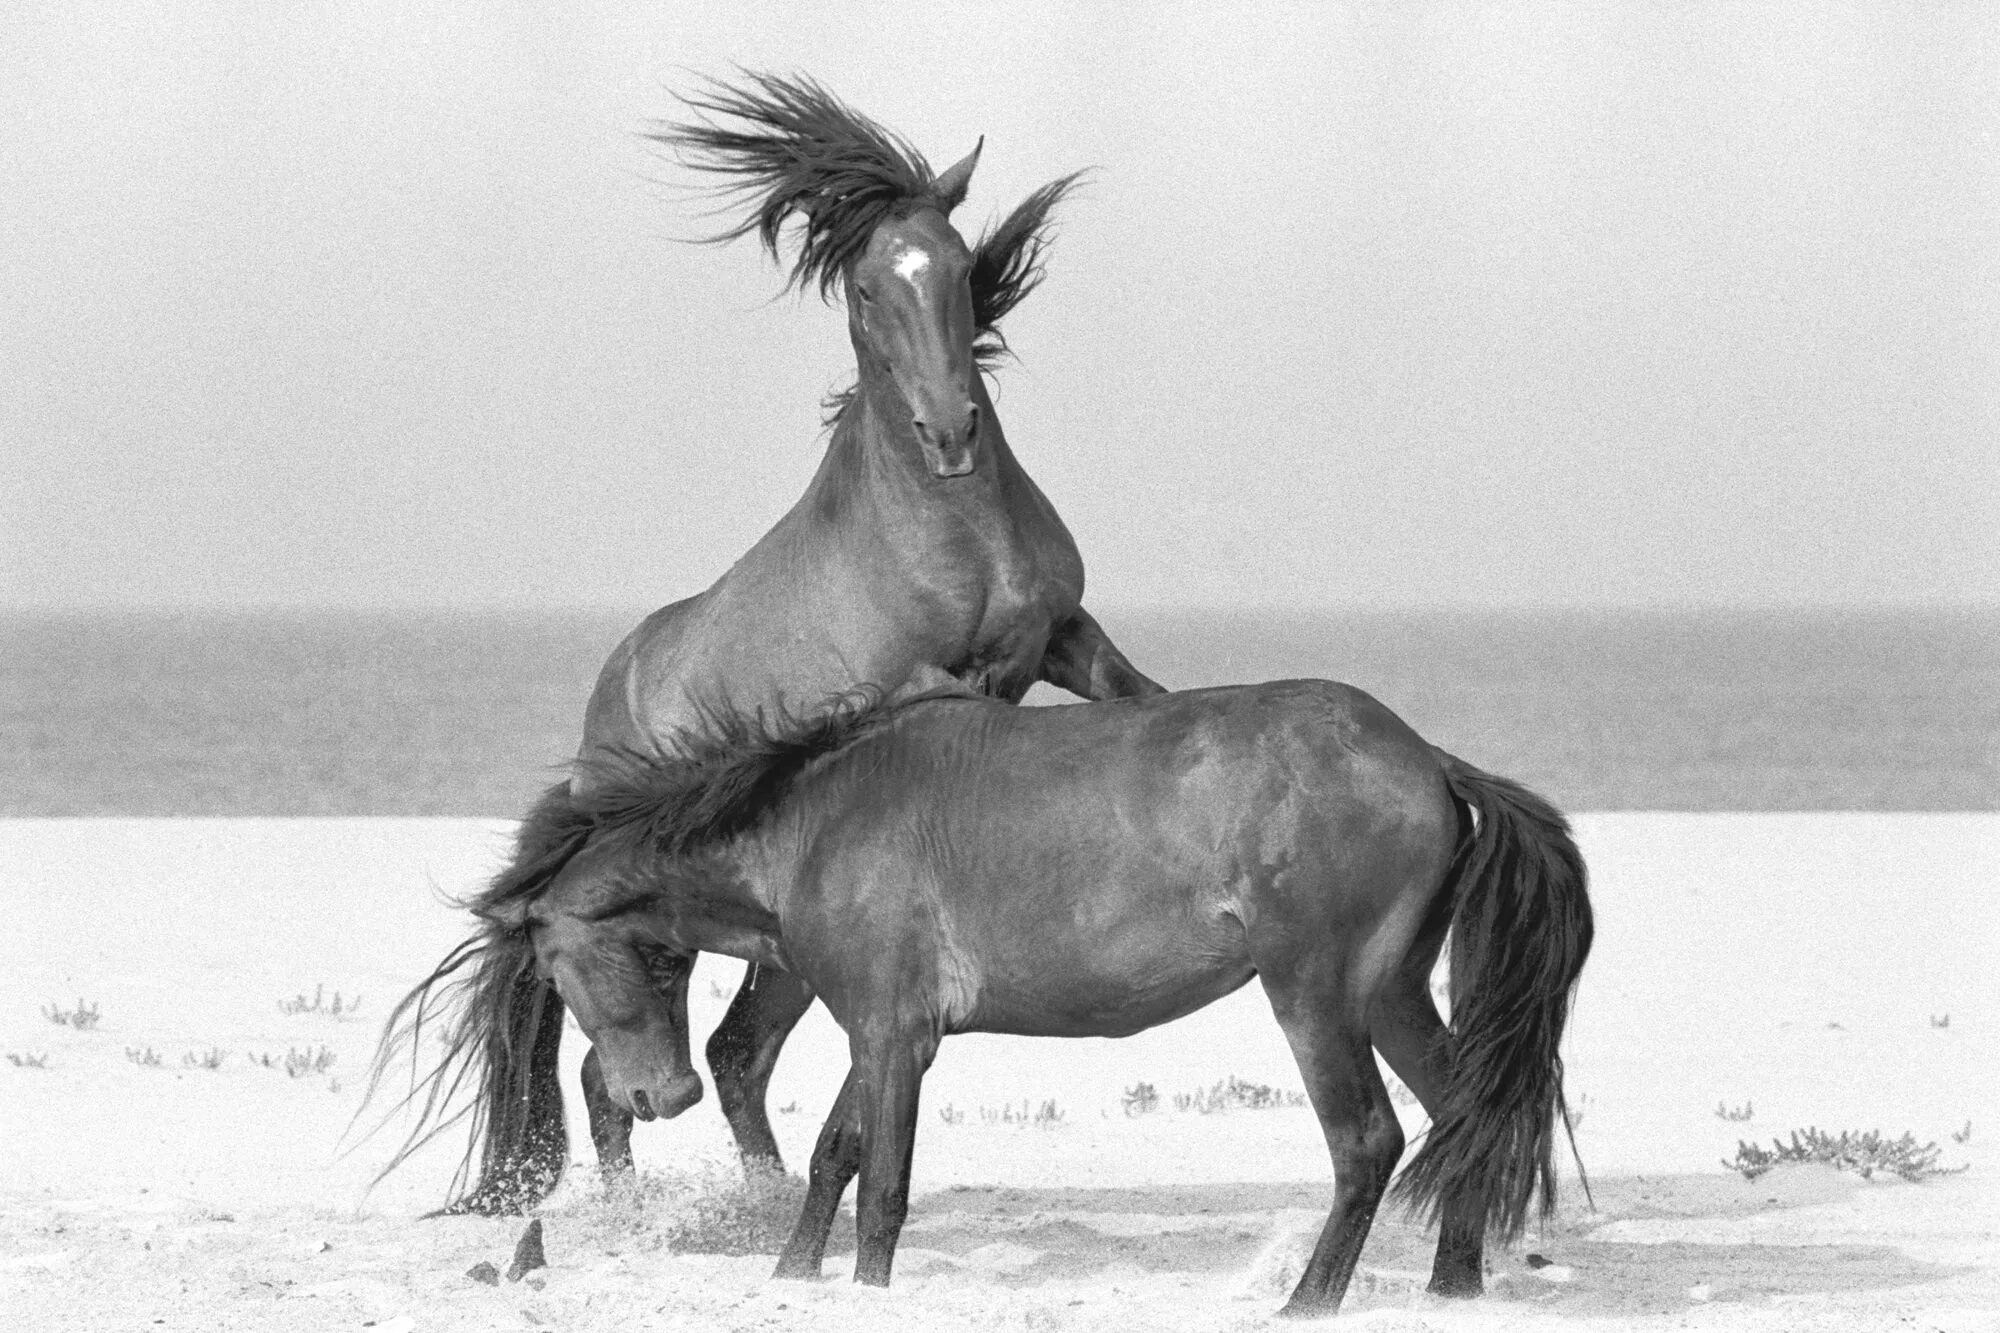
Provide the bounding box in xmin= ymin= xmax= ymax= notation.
xmin=630 ymin=1088 xmax=656 ymax=1121
xmin=964 ymin=405 xmax=980 ymax=442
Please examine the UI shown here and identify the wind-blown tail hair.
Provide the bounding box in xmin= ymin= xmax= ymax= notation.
xmin=1389 ymin=753 xmax=1593 ymax=1242
xmin=361 ymin=783 xmax=592 ymax=1214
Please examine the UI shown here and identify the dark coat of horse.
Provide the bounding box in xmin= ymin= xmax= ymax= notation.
xmin=364 ymin=73 xmax=1161 ymax=1215
xmin=482 ymin=681 xmax=1594 ymax=1317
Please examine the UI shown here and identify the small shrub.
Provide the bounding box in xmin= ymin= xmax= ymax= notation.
xmin=1724 ymin=1127 xmax=1969 ymax=1182
xmin=937 ymin=1102 xmax=965 ymax=1126
xmin=1122 ymin=1081 xmax=1160 ymax=1116
xmin=284 ymin=1045 xmax=337 ymax=1078
xmin=1952 ymin=1121 xmax=1972 ymax=1145
xmin=978 ymin=1099 xmax=1065 ymax=1128
xmin=1716 ymin=1100 xmax=1754 ymax=1122
xmin=709 ymin=980 xmax=734 ymax=1001
xmin=247 ymin=1051 xmax=278 ymax=1069
xmin=42 ymin=999 xmax=101 ymax=1030
xmin=183 ymin=1047 xmax=227 ymax=1071
xmin=278 ymin=985 xmax=360 ymax=1018
xmin=1930 ymin=1013 xmax=1950 ymax=1029
xmin=6 ymin=1052 xmax=50 ymax=1069
xmin=124 ymin=1046 xmax=163 ymax=1068
xmin=777 ymin=1100 xmax=799 ymax=1115
xmin=1174 ymin=1075 xmax=1308 ymax=1114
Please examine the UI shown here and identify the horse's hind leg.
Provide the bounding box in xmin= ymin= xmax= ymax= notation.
xmin=579 ymin=1046 xmax=634 ymax=1178
xmin=774 ymin=1069 xmax=862 ymax=1281
xmin=1373 ymin=965 xmax=1484 ymax=1297
xmin=706 ymin=965 xmax=816 ymax=1168
xmin=1261 ymin=972 xmax=1405 ymax=1319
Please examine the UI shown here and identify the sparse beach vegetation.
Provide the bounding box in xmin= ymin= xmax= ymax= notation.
xmin=278 ymin=984 xmax=360 ymax=1018
xmin=1724 ymin=1128 xmax=1969 ymax=1182
xmin=42 ymin=998 xmax=102 ymax=1030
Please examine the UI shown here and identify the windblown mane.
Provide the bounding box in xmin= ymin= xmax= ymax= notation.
xmin=472 ymin=687 xmax=902 ymax=921
xmin=651 ymin=71 xmax=943 ymax=301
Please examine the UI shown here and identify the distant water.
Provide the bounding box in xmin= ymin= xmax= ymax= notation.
xmin=2 ymin=607 xmax=1994 ymax=815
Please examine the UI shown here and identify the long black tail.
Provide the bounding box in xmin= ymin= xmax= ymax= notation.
xmin=1389 ymin=752 xmax=1594 ymax=1242
xmin=360 ymin=783 xmax=592 ymax=1214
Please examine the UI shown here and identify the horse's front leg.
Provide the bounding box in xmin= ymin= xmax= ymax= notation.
xmin=774 ymin=1070 xmax=861 ymax=1280
xmin=1037 ymin=606 xmax=1165 ymax=701
xmin=851 ymin=1032 xmax=938 ymax=1286
xmin=706 ymin=965 xmax=816 ymax=1168
xmin=579 ymin=1045 xmax=634 ymax=1178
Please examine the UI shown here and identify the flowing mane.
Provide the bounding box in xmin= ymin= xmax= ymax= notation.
xmin=468 ymin=688 xmax=907 ymax=921
xmin=651 ymin=72 xmax=944 ymax=301
xmin=653 ymin=71 xmax=1086 ymax=423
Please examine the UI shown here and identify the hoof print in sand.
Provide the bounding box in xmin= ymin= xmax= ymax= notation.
xmin=506 ymin=1219 xmax=547 ymax=1282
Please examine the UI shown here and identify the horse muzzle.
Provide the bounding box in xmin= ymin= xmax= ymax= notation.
xmin=914 ymin=405 xmax=980 ymax=479
xmin=621 ymin=1071 xmax=704 ymax=1122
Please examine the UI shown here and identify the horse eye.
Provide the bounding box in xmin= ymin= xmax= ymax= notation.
xmin=855 ymin=283 xmax=875 ymax=305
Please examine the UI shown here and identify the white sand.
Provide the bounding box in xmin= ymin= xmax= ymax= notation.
xmin=2 ymin=814 xmax=1996 ymax=1331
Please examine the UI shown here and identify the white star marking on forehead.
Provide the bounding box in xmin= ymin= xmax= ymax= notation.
xmin=892 ymin=247 xmax=931 ymax=284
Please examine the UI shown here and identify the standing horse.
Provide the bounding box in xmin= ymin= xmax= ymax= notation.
xmin=366 ymin=73 xmax=1161 ymax=1215
xmin=479 ymin=681 xmax=1592 ymax=1317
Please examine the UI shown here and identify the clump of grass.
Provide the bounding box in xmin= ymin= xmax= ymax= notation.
xmin=1724 ymin=1128 xmax=1970 ymax=1182
xmin=124 ymin=1046 xmax=163 ymax=1067
xmin=1930 ymin=1013 xmax=1950 ymax=1029
xmin=561 ymin=1161 xmax=808 ymax=1256
xmin=1174 ymin=1075 xmax=1308 ymax=1114
xmin=7 ymin=1052 xmax=50 ymax=1069
xmin=285 ymin=1045 xmax=337 ymax=1078
xmin=1951 ymin=1121 xmax=1973 ymax=1145
xmin=937 ymin=1102 xmax=966 ymax=1126
xmin=979 ymin=1099 xmax=1065 ymax=1127
xmin=42 ymin=999 xmax=101 ymax=1030
xmin=278 ymin=985 xmax=360 ymax=1018
xmin=248 ymin=1045 xmax=337 ymax=1077
xmin=183 ymin=1047 xmax=227 ymax=1071
xmin=1716 ymin=1100 xmax=1754 ymax=1122
xmin=1122 ymin=1081 xmax=1160 ymax=1116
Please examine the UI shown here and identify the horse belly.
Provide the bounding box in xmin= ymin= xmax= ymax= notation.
xmin=961 ymin=915 xmax=1255 ymax=1040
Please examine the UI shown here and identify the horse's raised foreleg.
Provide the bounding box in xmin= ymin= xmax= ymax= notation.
xmin=1263 ymin=978 xmax=1405 ymax=1318
xmin=1037 ymin=606 xmax=1166 ymax=701
xmin=850 ymin=1034 xmax=937 ymax=1286
xmin=706 ymin=965 xmax=816 ymax=1168
xmin=774 ymin=1069 xmax=862 ymax=1281
xmin=1372 ymin=968 xmax=1484 ymax=1296
xmin=579 ymin=1045 xmax=634 ymax=1178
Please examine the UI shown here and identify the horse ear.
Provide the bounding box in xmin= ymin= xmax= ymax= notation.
xmin=931 ymin=137 xmax=983 ymax=213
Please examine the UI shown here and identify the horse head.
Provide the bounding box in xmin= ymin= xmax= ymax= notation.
xmin=509 ymin=844 xmax=704 ymax=1124
xmin=839 ymin=141 xmax=984 ymax=478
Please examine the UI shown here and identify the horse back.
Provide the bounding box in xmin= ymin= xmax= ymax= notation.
xmin=776 ymin=682 xmax=1458 ymax=1039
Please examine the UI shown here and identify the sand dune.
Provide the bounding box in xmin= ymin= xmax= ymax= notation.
xmin=2 ymin=815 xmax=1995 ymax=1330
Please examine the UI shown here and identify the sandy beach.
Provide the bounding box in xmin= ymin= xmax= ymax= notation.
xmin=3 ymin=814 xmax=1995 ymax=1331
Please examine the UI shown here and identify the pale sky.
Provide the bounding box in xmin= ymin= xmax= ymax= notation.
xmin=4 ymin=2 xmax=1995 ymax=610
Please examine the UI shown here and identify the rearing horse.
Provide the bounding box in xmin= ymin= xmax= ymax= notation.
xmin=369 ymin=73 xmax=1162 ymax=1214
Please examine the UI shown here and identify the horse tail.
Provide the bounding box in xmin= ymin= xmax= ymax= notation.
xmin=360 ymin=782 xmax=592 ymax=1215
xmin=1388 ymin=751 xmax=1594 ymax=1243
